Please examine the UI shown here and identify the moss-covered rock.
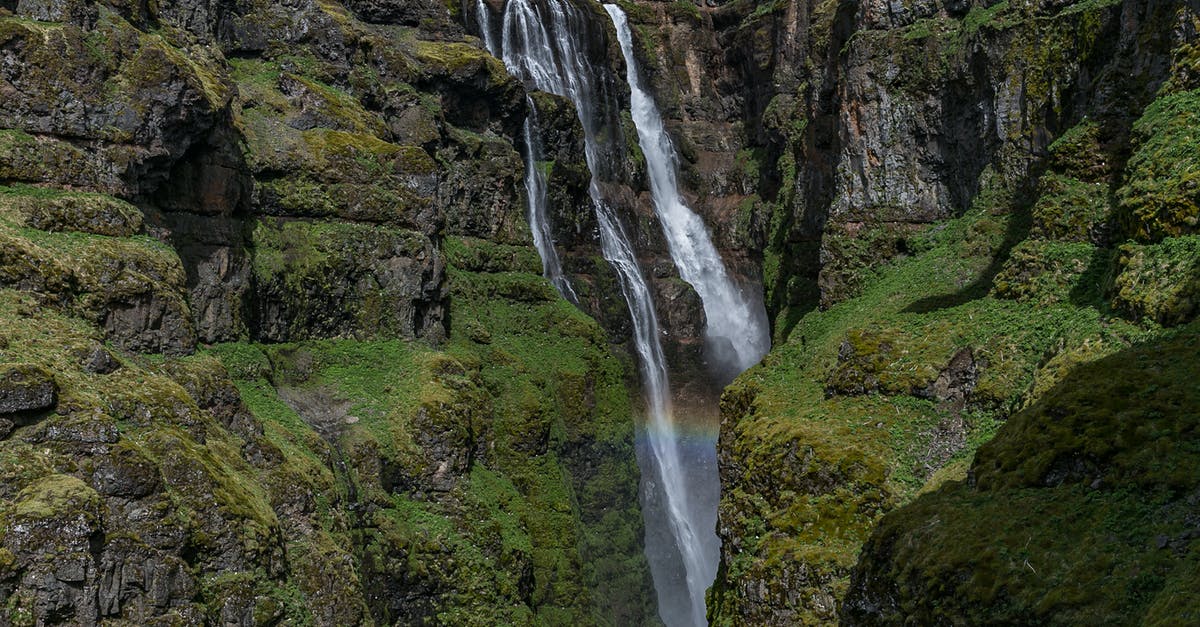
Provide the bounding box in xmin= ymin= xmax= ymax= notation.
xmin=826 ymin=327 xmax=939 ymax=397
xmin=817 ymin=220 xmax=931 ymax=308
xmin=0 ymin=213 xmax=196 ymax=355
xmin=1029 ymin=174 xmax=1112 ymax=245
xmin=992 ymin=239 xmax=1106 ymax=306
xmin=1110 ymin=235 xmax=1200 ymax=326
xmin=1117 ymin=88 xmax=1200 ymax=241
xmin=0 ymin=11 xmax=229 ymax=194
xmin=1046 ymin=118 xmax=1114 ymax=184
xmin=843 ymin=323 xmax=1200 ymax=625
xmin=0 ymin=363 xmax=57 ymax=416
xmin=0 ymin=185 xmax=143 ymax=238
xmin=247 ymin=217 xmax=445 ymax=343
xmin=437 ymin=126 xmax=530 ymax=243
xmin=711 ymin=185 xmax=1158 ymax=623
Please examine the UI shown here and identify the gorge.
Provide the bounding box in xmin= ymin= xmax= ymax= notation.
xmin=0 ymin=0 xmax=1198 ymax=625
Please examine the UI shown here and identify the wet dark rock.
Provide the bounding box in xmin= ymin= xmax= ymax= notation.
xmin=926 ymin=347 xmax=981 ymax=406
xmin=0 ymin=363 xmax=57 ymax=415
xmin=79 ymin=344 xmax=121 ymax=375
xmin=89 ymin=444 xmax=162 ymax=498
xmin=101 ymin=292 xmax=197 ymax=357
xmin=24 ymin=410 xmax=121 ymax=450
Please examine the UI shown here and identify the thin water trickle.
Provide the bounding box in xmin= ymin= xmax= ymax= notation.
xmin=478 ymin=0 xmax=576 ymax=301
xmin=522 ymin=102 xmax=578 ymax=302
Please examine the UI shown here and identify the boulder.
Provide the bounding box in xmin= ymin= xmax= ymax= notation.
xmin=0 ymin=363 xmax=57 ymax=415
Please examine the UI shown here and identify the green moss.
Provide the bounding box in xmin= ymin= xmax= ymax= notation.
xmin=0 ymin=128 xmax=108 ymax=189
xmin=1046 ymin=119 xmax=1111 ymax=182
xmin=667 ymin=0 xmax=701 ymax=23
xmin=0 ymin=184 xmax=143 ymax=237
xmin=1116 ymin=89 xmax=1200 ymax=241
xmin=257 ymin=177 xmax=431 ymax=225
xmin=202 ymin=234 xmax=654 ymax=623
xmin=11 ymin=474 xmax=99 ymax=520
xmin=1110 ymin=235 xmax=1200 ymax=326
xmin=199 ymin=573 xmax=317 ymax=626
xmin=992 ymin=239 xmax=1107 ymax=305
xmin=713 ymin=181 xmax=1159 ymax=622
xmin=441 ymin=236 xmax=543 ymax=275
xmin=1029 ymin=174 xmax=1111 ymax=243
xmin=825 ymin=327 xmax=940 ymax=397
xmin=848 ymin=324 xmax=1200 ymax=625
xmin=248 ymin=217 xmax=431 ymax=340
xmin=412 ymin=39 xmax=508 ymax=86
xmin=818 ymin=219 xmax=933 ymax=306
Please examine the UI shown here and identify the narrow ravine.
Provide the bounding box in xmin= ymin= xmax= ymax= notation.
xmin=475 ymin=2 xmax=767 ymax=624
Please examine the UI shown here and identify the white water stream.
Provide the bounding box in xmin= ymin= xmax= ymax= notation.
xmin=605 ymin=5 xmax=770 ymax=379
xmin=476 ymin=2 xmax=769 ymax=624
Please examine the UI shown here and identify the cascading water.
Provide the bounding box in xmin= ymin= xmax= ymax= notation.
xmin=477 ymin=2 xmax=577 ymax=302
xmin=604 ymin=5 xmax=770 ymax=380
xmin=522 ymin=102 xmax=578 ymax=301
xmin=473 ymin=1 xmax=768 ymax=625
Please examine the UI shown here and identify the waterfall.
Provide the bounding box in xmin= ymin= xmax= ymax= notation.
xmin=522 ymin=103 xmax=578 ymax=302
xmin=473 ymin=1 xmax=768 ymax=624
xmin=602 ymin=5 xmax=771 ymax=625
xmin=477 ymin=1 xmax=577 ymax=302
xmin=604 ymin=5 xmax=770 ymax=380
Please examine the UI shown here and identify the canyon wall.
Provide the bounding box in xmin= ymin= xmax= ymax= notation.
xmin=0 ymin=0 xmax=659 ymax=622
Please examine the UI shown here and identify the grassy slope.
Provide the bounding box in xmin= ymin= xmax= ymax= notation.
xmin=845 ymin=321 xmax=1200 ymax=625
xmin=204 ymin=235 xmax=656 ymax=625
xmin=712 ymin=187 xmax=1157 ymax=622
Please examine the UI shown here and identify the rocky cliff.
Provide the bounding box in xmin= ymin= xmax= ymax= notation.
xmin=0 ymin=0 xmax=659 ymax=623
xmin=697 ymin=0 xmax=1200 ymax=623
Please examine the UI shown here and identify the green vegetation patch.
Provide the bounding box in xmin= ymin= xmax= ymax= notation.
xmin=713 ymin=186 xmax=1158 ymax=623
xmin=1110 ymin=235 xmax=1200 ymax=326
xmin=846 ymin=324 xmax=1200 ymax=625
xmin=0 ymin=184 xmax=143 ymax=237
xmin=1029 ymin=174 xmax=1112 ymax=244
xmin=194 ymin=234 xmax=654 ymax=624
xmin=1046 ymin=118 xmax=1112 ymax=182
xmin=992 ymin=239 xmax=1108 ymax=306
xmin=1117 ymin=88 xmax=1200 ymax=241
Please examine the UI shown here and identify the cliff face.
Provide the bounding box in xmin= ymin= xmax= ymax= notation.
xmin=0 ymin=0 xmax=658 ymax=623
xmin=702 ymin=0 xmax=1200 ymax=623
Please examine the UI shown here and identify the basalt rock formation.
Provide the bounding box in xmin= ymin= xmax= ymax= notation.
xmin=0 ymin=0 xmax=658 ymax=623
xmin=692 ymin=0 xmax=1200 ymax=624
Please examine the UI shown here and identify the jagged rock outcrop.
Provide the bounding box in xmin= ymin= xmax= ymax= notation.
xmin=0 ymin=0 xmax=659 ymax=623
xmin=706 ymin=0 xmax=1200 ymax=623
